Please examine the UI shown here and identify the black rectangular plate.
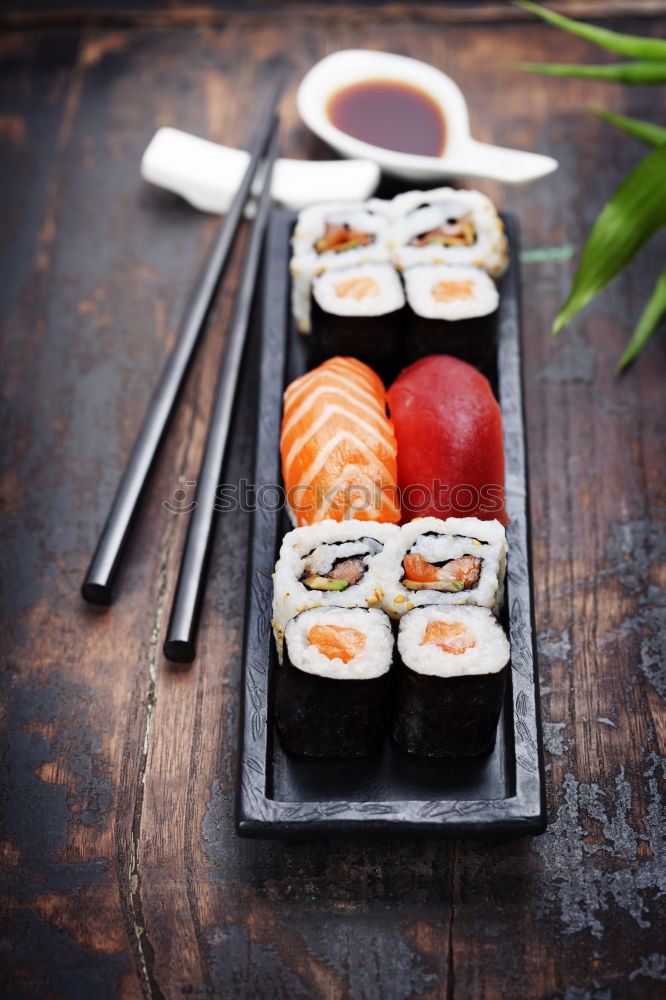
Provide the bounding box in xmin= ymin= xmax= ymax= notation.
xmin=236 ymin=210 xmax=546 ymax=840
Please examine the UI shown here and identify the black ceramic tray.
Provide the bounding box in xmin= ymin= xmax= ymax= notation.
xmin=236 ymin=210 xmax=546 ymax=840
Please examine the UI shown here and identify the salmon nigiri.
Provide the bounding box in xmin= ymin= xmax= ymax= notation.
xmin=281 ymin=357 xmax=401 ymax=526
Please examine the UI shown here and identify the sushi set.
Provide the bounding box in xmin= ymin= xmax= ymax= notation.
xmin=81 ymin=77 xmax=547 ymax=836
xmin=237 ymin=189 xmax=546 ymax=839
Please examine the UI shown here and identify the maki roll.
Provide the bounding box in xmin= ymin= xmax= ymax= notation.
xmin=291 ymin=199 xmax=393 ymax=260
xmin=392 ymin=605 xmax=510 ymax=757
xmin=403 ymin=264 xmax=499 ymax=376
xmin=310 ymin=262 xmax=405 ymax=376
xmin=276 ymin=606 xmax=393 ymax=757
xmin=290 ymin=202 xmax=392 ymax=333
xmin=272 ymin=519 xmax=399 ymax=660
xmin=388 ymin=187 xmax=508 ymax=279
xmin=404 ymin=265 xmax=499 ymax=322
xmin=382 ymin=517 xmax=506 ymax=619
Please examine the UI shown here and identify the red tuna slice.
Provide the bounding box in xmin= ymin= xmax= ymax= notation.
xmin=387 ymin=355 xmax=508 ymax=525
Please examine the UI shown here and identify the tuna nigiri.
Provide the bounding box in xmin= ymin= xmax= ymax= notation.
xmin=281 ymin=357 xmax=401 ymax=526
xmin=387 ymin=355 xmax=508 ymax=525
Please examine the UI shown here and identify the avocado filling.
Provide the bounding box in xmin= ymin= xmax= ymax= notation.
xmin=303 ymin=576 xmax=349 ymax=592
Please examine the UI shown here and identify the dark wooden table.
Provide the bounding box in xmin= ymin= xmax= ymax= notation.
xmin=2 ymin=3 xmax=665 ymax=998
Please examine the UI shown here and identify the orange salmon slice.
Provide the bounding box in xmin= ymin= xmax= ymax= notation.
xmin=403 ymin=553 xmax=482 ymax=587
xmin=432 ymin=279 xmax=475 ymax=303
xmin=335 ymin=276 xmax=380 ymax=301
xmin=284 ymin=357 xmax=386 ymax=409
xmin=422 ymin=621 xmax=476 ymax=655
xmin=402 ymin=553 xmax=441 ymax=582
xmin=308 ymin=625 xmax=367 ymax=663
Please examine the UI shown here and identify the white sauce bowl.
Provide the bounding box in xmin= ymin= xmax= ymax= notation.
xmin=297 ymin=49 xmax=558 ymax=185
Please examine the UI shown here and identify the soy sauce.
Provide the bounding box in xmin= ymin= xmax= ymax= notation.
xmin=327 ymin=79 xmax=446 ymax=157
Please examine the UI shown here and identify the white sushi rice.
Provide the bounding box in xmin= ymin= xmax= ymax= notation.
xmin=364 ymin=196 xmax=397 ymax=219
xmin=403 ymin=264 xmax=499 ymax=321
xmin=290 ymin=203 xmax=392 ymax=333
xmin=312 ymin=262 xmax=405 ymax=317
xmin=291 ymin=202 xmax=392 ymax=258
xmin=381 ymin=516 xmax=507 ymax=619
xmin=388 ymin=187 xmax=509 ymax=279
xmin=285 ymin=606 xmax=393 ymax=680
xmin=272 ymin=520 xmax=400 ymax=659
xmin=397 ymin=605 xmax=509 ymax=677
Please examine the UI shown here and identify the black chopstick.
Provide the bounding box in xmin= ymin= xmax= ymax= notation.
xmin=163 ymin=123 xmax=280 ymax=664
xmin=81 ymin=82 xmax=283 ymax=607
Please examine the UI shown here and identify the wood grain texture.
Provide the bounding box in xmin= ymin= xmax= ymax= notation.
xmin=1 ymin=7 xmax=664 ymax=999
xmin=3 ymin=1 xmax=666 ymax=29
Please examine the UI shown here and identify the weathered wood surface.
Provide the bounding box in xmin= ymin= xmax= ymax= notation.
xmin=4 ymin=1 xmax=666 ymax=28
xmin=1 ymin=7 xmax=664 ymax=999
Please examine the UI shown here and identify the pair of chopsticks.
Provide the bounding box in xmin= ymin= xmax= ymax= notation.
xmin=82 ymin=81 xmax=282 ymax=664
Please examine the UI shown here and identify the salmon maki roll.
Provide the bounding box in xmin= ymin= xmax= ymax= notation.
xmin=271 ymin=519 xmax=399 ymax=660
xmin=392 ymin=605 xmax=509 ymax=758
xmin=290 ymin=202 xmax=392 ymax=333
xmin=388 ymin=187 xmax=509 ymax=279
xmin=281 ymin=357 xmax=401 ymax=526
xmin=310 ymin=262 xmax=405 ymax=379
xmin=276 ymin=606 xmax=393 ymax=757
xmin=381 ymin=516 xmax=507 ymax=619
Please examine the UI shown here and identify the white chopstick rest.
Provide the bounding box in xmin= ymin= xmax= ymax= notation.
xmin=141 ymin=127 xmax=380 ymax=214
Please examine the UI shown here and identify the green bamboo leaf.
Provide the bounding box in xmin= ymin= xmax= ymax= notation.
xmin=591 ymin=109 xmax=666 ymax=148
xmin=516 ymin=60 xmax=666 ymax=84
xmin=618 ymin=266 xmax=666 ymax=369
xmin=553 ymin=144 xmax=666 ymax=334
xmin=514 ymin=0 xmax=666 ymax=61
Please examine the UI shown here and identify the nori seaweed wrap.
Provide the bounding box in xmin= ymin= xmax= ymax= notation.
xmin=309 ymin=262 xmax=405 ymax=379
xmin=402 ymin=264 xmax=499 ymax=380
xmin=392 ymin=605 xmax=509 ymax=757
xmin=276 ymin=606 xmax=393 ymax=758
